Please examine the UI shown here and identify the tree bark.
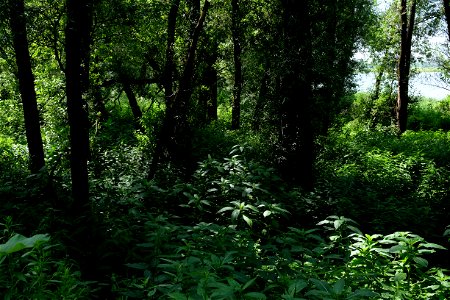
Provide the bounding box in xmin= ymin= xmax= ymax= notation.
xmin=280 ymin=0 xmax=314 ymax=190
xmin=65 ymin=0 xmax=90 ymax=210
xmin=231 ymin=0 xmax=242 ymax=130
xmin=163 ymin=0 xmax=181 ymax=106
xmin=443 ymin=0 xmax=450 ymax=41
xmin=9 ymin=0 xmax=45 ymax=174
xmin=123 ymin=83 xmax=142 ymax=120
xmin=149 ymin=1 xmax=210 ymax=179
xmin=396 ymin=0 xmax=416 ymax=133
xmin=252 ymin=69 xmax=270 ymax=131
xmin=199 ymin=41 xmax=218 ymax=123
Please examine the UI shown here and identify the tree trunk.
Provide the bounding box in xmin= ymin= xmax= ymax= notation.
xmin=199 ymin=41 xmax=218 ymax=123
xmin=149 ymin=1 xmax=210 ymax=179
xmin=396 ymin=0 xmax=416 ymax=133
xmin=443 ymin=0 xmax=450 ymax=41
xmin=9 ymin=0 xmax=45 ymax=174
xmin=280 ymin=0 xmax=314 ymax=190
xmin=252 ymin=69 xmax=270 ymax=131
xmin=65 ymin=0 xmax=90 ymax=214
xmin=206 ymin=60 xmax=218 ymax=122
xmin=163 ymin=0 xmax=181 ymax=106
xmin=123 ymin=82 xmax=143 ymax=120
xmin=231 ymin=0 xmax=242 ymax=130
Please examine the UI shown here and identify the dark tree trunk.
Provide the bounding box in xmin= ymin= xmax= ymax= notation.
xmin=396 ymin=0 xmax=416 ymax=133
xmin=65 ymin=0 xmax=109 ymax=289
xmin=231 ymin=0 xmax=242 ymax=130
xmin=66 ymin=0 xmax=90 ymax=207
xmin=199 ymin=41 xmax=218 ymax=123
xmin=149 ymin=1 xmax=210 ymax=179
xmin=9 ymin=0 xmax=45 ymax=174
xmin=206 ymin=60 xmax=218 ymax=122
xmin=163 ymin=0 xmax=181 ymax=105
xmin=373 ymin=68 xmax=383 ymax=101
xmin=187 ymin=0 xmax=200 ymax=34
xmin=252 ymin=69 xmax=270 ymax=131
xmin=280 ymin=0 xmax=314 ymax=190
xmin=443 ymin=0 xmax=450 ymax=41
xmin=123 ymin=82 xmax=143 ymax=120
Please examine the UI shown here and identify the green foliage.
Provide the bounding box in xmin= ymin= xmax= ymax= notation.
xmin=112 ymin=213 xmax=449 ymax=299
xmin=346 ymin=92 xmax=396 ymax=127
xmin=408 ymin=97 xmax=450 ymax=131
xmin=318 ymin=124 xmax=450 ymax=235
xmin=0 ymin=219 xmax=91 ymax=299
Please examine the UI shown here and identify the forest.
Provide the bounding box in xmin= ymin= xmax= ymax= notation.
xmin=1 ymin=0 xmax=450 ymax=298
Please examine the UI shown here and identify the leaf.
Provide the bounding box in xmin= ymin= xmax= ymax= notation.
xmin=243 ymin=215 xmax=253 ymax=227
xmin=231 ymin=209 xmax=240 ymax=221
xmin=310 ymin=278 xmax=331 ymax=293
xmin=125 ymin=263 xmax=149 ymax=270
xmin=288 ymin=280 xmax=308 ymax=295
xmin=332 ymin=278 xmax=345 ymax=295
xmin=0 ymin=234 xmax=50 ymax=255
xmin=246 ymin=204 xmax=258 ymax=212
xmin=167 ymin=292 xmax=188 ymax=300
xmin=347 ymin=225 xmax=362 ymax=235
xmin=389 ymin=244 xmax=406 ymax=253
xmin=217 ymin=207 xmax=234 ymax=213
xmin=242 ymin=277 xmax=257 ymax=290
xmin=244 ymin=292 xmax=267 ymax=299
xmin=421 ymin=243 xmax=447 ymax=250
xmin=394 ymin=272 xmax=407 ymax=282
xmin=334 ymin=219 xmax=344 ymax=230
xmin=413 ymin=256 xmax=428 ymax=268
xmin=263 ymin=210 xmax=272 ymax=217
xmin=349 ymin=289 xmax=379 ymax=298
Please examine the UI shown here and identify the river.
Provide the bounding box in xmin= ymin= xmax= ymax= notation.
xmin=355 ymin=72 xmax=450 ymax=100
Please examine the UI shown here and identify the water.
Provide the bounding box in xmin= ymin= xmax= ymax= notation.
xmin=356 ymin=72 xmax=450 ymax=100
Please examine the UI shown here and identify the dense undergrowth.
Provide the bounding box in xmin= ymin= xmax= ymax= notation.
xmin=1 ymin=96 xmax=450 ymax=298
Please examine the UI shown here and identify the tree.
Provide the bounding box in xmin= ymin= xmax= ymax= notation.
xmin=65 ymin=0 xmax=91 ymax=211
xmin=149 ymin=0 xmax=211 ymax=178
xmin=8 ymin=0 xmax=45 ymax=174
xmin=278 ymin=0 xmax=314 ymax=189
xmin=396 ymin=0 xmax=416 ymax=133
xmin=443 ymin=0 xmax=450 ymax=41
xmin=231 ymin=0 xmax=243 ymax=130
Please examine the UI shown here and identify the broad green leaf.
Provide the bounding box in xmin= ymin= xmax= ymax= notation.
xmin=347 ymin=225 xmax=362 ymax=235
xmin=389 ymin=244 xmax=406 ymax=253
xmin=349 ymin=289 xmax=379 ymax=298
xmin=0 ymin=234 xmax=50 ymax=255
xmin=310 ymin=278 xmax=331 ymax=293
xmin=421 ymin=243 xmax=447 ymax=250
xmin=263 ymin=210 xmax=272 ymax=217
xmin=413 ymin=256 xmax=428 ymax=268
xmin=125 ymin=263 xmax=149 ymax=270
xmin=242 ymin=277 xmax=257 ymax=290
xmin=218 ymin=207 xmax=234 ymax=213
xmin=243 ymin=215 xmax=253 ymax=227
xmin=167 ymin=292 xmax=188 ymax=300
xmin=231 ymin=209 xmax=240 ymax=221
xmin=288 ymin=280 xmax=308 ymax=295
xmin=334 ymin=219 xmax=344 ymax=230
xmin=394 ymin=272 xmax=407 ymax=282
xmin=244 ymin=292 xmax=266 ymax=299
xmin=332 ymin=278 xmax=345 ymax=294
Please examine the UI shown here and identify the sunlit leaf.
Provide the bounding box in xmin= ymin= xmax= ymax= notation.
xmin=243 ymin=215 xmax=252 ymax=227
